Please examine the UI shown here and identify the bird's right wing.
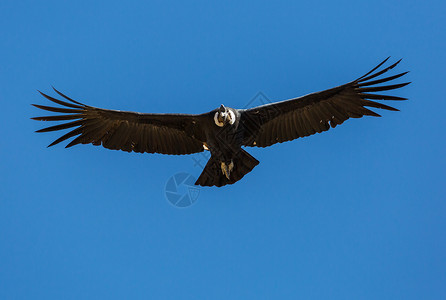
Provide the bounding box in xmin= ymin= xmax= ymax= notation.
xmin=32 ymin=88 xmax=206 ymax=155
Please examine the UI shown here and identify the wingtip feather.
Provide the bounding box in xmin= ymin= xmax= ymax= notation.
xmin=52 ymin=86 xmax=85 ymax=106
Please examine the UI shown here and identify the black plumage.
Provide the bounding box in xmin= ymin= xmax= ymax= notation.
xmin=32 ymin=58 xmax=410 ymax=187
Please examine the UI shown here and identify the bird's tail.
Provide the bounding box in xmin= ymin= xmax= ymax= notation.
xmin=195 ymin=149 xmax=259 ymax=187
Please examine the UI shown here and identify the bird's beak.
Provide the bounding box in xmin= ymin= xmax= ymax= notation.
xmin=217 ymin=112 xmax=225 ymax=123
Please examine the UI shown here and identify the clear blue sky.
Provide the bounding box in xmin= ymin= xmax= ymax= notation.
xmin=1 ymin=0 xmax=445 ymax=299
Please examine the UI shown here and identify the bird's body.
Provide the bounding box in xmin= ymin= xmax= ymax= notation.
xmin=33 ymin=58 xmax=410 ymax=187
xmin=194 ymin=106 xmax=260 ymax=186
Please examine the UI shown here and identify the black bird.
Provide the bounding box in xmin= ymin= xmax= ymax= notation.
xmin=33 ymin=58 xmax=409 ymax=187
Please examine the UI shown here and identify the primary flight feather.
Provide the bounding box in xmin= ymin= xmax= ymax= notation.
xmin=33 ymin=57 xmax=410 ymax=187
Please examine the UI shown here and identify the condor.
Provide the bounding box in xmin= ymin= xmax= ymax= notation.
xmin=33 ymin=58 xmax=409 ymax=187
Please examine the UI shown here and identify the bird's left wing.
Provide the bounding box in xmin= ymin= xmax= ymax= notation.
xmin=32 ymin=88 xmax=206 ymax=155
xmin=241 ymin=58 xmax=410 ymax=148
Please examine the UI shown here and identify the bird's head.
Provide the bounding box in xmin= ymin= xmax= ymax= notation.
xmin=214 ymin=104 xmax=235 ymax=127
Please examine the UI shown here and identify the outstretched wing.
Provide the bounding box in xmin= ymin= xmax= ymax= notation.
xmin=32 ymin=88 xmax=206 ymax=155
xmin=241 ymin=58 xmax=410 ymax=147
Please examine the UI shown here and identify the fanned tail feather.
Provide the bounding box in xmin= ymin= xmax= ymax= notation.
xmin=196 ymin=150 xmax=259 ymax=187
